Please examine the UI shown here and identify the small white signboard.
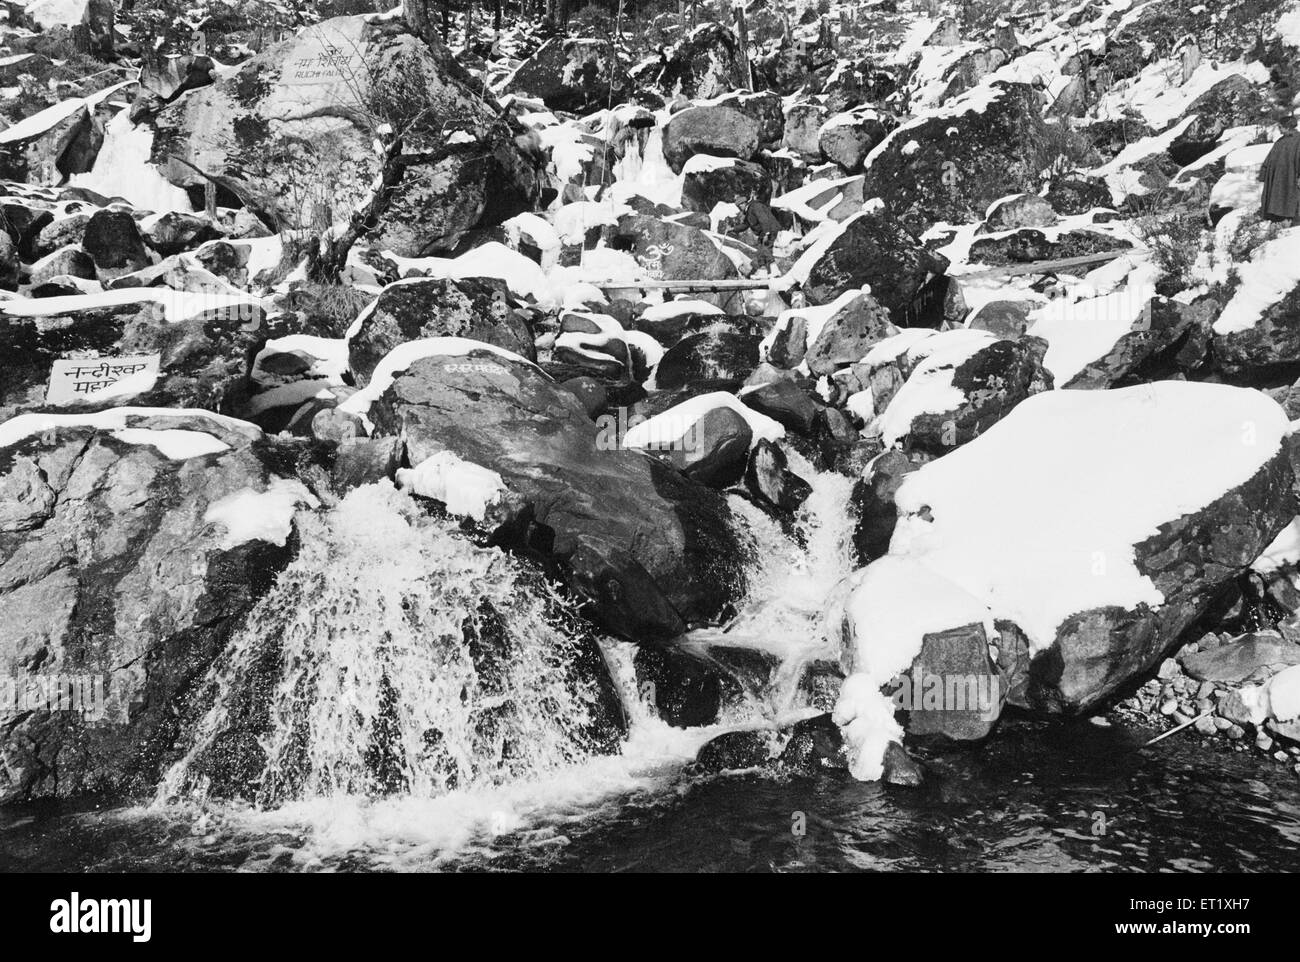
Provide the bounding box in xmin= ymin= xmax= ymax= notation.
xmin=46 ymin=354 xmax=161 ymax=405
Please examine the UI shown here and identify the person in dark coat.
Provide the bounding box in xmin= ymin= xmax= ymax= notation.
xmin=1259 ymin=114 xmax=1300 ymax=223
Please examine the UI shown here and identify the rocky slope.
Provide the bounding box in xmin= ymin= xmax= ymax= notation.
xmin=3 ymin=0 xmax=1300 ymax=802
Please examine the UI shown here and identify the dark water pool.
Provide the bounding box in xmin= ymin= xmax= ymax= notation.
xmin=3 ymin=720 xmax=1299 ymax=872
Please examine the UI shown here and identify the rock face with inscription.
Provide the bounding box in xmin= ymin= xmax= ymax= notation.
xmin=348 ymin=276 xmax=536 ymax=385
xmin=0 ymin=291 xmax=269 ymax=423
xmin=0 ymin=410 xmax=308 ymax=803
xmin=150 ymin=15 xmax=544 ymax=256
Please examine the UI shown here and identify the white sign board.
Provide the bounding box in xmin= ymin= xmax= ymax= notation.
xmin=46 ymin=354 xmax=161 ymax=405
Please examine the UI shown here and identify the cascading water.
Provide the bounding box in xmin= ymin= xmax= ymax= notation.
xmin=157 ymin=482 xmax=617 ymax=808
xmin=688 ymin=446 xmax=857 ymax=717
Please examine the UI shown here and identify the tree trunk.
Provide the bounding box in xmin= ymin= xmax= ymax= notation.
xmin=403 ymin=0 xmax=438 ymax=46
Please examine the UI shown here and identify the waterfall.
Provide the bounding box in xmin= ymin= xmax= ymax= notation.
xmin=156 ymin=482 xmax=617 ymax=808
xmin=688 ymin=447 xmax=856 ymax=716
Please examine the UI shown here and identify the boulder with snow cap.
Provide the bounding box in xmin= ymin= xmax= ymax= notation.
xmin=0 ymin=290 xmax=270 ymax=423
xmin=140 ymin=212 xmax=224 ymax=257
xmin=632 ymin=22 xmax=747 ymax=101
xmin=681 ymin=156 xmax=772 ymax=215
xmin=834 ymin=381 xmax=1300 ymax=783
xmin=0 ymin=99 xmax=100 ymax=185
xmin=796 ymin=206 xmax=950 ymax=325
xmin=608 ymin=212 xmax=740 ymax=283
xmin=353 ymin=342 xmax=747 ymax=641
xmin=817 ymin=108 xmax=893 ymax=172
xmin=765 ymin=288 xmax=898 ymax=375
xmin=980 ymin=194 xmax=1059 ymax=232
xmin=1036 ymin=295 xmax=1212 ymax=389
xmin=1210 ymin=227 xmax=1300 ymax=383
xmin=967 ymin=228 xmax=1133 ymax=267
xmin=782 ymin=102 xmax=829 ymax=161
xmin=655 ymin=328 xmax=761 ymax=391
xmin=662 ymin=103 xmax=761 ymax=174
xmin=347 ymin=276 xmax=535 ymax=385
xmin=1167 ymin=74 xmax=1270 ymax=167
xmin=878 ymin=333 xmax=1052 ymax=453
xmin=860 ymin=81 xmax=1049 ymax=234
xmin=151 ymin=15 xmax=543 ymax=258
xmin=0 ymin=409 xmax=308 ymax=803
xmin=502 ymin=37 xmax=632 ymax=113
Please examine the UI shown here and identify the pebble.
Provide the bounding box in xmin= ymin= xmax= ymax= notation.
xmin=1197 ymin=681 xmax=1216 ymax=699
xmin=1159 ymin=698 xmax=1178 ymax=716
xmin=1173 ymin=711 xmax=1193 ymax=725
xmin=1257 ymin=733 xmax=1275 ymax=752
xmin=1194 ymin=716 xmax=1217 ymax=735
xmin=1157 ymin=658 xmax=1180 ymax=680
xmin=1275 ymin=751 xmax=1290 ymax=763
xmin=1212 ymin=716 xmax=1233 ymax=731
xmin=1226 ymin=724 xmax=1245 ymax=740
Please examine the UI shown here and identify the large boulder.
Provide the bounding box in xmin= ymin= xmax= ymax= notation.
xmin=792 ymin=206 xmax=950 ymax=324
xmin=0 ymin=99 xmax=101 ymax=184
xmin=1167 ymin=74 xmax=1270 ymax=167
xmin=662 ymin=104 xmax=761 ymax=174
xmin=608 ymin=212 xmax=740 ymax=282
xmin=0 ymin=410 xmax=307 ymax=803
xmin=347 ymin=276 xmax=535 ymax=384
xmin=680 ymin=156 xmax=771 ymax=214
xmin=0 ymin=290 xmax=270 ymax=423
xmin=502 ymin=37 xmax=631 ymax=113
xmin=763 ymin=288 xmax=898 ymax=375
xmin=876 ymin=331 xmax=1052 ymax=452
xmin=1211 ymin=227 xmax=1300 ymax=383
xmin=151 ymin=16 xmax=543 ymax=257
xmin=632 ymin=23 xmax=747 ymax=101
xmin=830 ymin=382 xmax=1299 ymax=778
xmin=861 ymin=82 xmax=1049 ymax=234
xmin=346 ymin=341 xmax=748 ymax=641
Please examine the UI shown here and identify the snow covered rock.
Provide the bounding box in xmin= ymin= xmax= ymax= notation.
xmin=632 ymin=22 xmax=747 ymax=102
xmin=661 ymin=103 xmax=761 ymax=174
xmin=151 ymin=16 xmax=543 ymax=257
xmin=782 ymin=102 xmax=828 ymax=161
xmin=1211 ymin=227 xmax=1300 ymax=382
xmin=0 ymin=98 xmax=99 ymax=184
xmin=1032 ymin=294 xmax=1212 ymax=389
xmin=1166 ymin=74 xmax=1270 ymax=167
xmin=832 ymin=381 xmax=1299 ymax=778
xmin=966 ymin=228 xmax=1132 ymax=267
xmin=680 ymin=156 xmax=771 ymax=214
xmin=817 ymin=108 xmax=893 ymax=172
xmin=351 ymin=341 xmax=748 ymax=641
xmin=763 ymin=287 xmax=897 ymax=375
xmin=0 ymin=289 xmax=269 ymax=423
xmin=655 ymin=328 xmax=761 ymax=391
xmin=981 ymin=193 xmax=1059 ymax=232
xmin=875 ymin=331 xmax=1052 ymax=452
xmin=0 ymin=409 xmax=308 ymax=803
xmin=502 ymin=37 xmax=632 ymax=113
xmin=861 ymin=81 xmax=1049 ymax=234
xmin=609 ymin=211 xmax=740 ymax=282
xmin=347 ymin=276 xmax=535 ymax=385
xmin=792 ymin=206 xmax=950 ymax=325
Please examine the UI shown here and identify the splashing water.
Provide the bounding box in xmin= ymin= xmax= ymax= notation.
xmin=157 ymin=482 xmax=614 ymax=808
xmin=690 ymin=447 xmax=857 ymax=714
